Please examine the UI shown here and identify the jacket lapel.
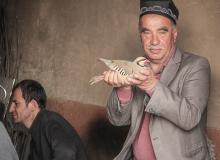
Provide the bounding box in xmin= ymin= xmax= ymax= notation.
xmin=160 ymin=48 xmax=182 ymax=86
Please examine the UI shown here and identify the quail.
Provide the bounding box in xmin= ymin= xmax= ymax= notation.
xmin=89 ymin=56 xmax=149 ymax=85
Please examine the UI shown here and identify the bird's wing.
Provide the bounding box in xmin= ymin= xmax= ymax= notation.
xmin=99 ymin=58 xmax=133 ymax=75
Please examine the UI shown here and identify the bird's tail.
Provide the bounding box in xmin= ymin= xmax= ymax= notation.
xmin=89 ymin=75 xmax=104 ymax=85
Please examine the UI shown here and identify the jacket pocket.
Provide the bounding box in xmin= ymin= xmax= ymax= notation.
xmin=184 ymin=142 xmax=204 ymax=157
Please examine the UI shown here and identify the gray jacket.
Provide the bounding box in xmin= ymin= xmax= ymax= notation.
xmin=107 ymin=48 xmax=211 ymax=160
xmin=0 ymin=122 xmax=19 ymax=160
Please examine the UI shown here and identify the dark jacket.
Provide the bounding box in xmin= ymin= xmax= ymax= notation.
xmin=29 ymin=109 xmax=88 ymax=160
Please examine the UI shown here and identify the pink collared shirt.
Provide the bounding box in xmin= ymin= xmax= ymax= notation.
xmin=116 ymin=87 xmax=156 ymax=160
xmin=116 ymin=74 xmax=161 ymax=160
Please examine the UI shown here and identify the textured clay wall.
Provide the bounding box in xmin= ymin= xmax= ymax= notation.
xmin=8 ymin=0 xmax=220 ymax=130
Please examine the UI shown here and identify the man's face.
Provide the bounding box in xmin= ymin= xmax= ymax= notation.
xmin=9 ymin=88 xmax=32 ymax=124
xmin=139 ymin=14 xmax=177 ymax=64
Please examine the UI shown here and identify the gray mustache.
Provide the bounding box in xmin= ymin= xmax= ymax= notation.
xmin=147 ymin=45 xmax=164 ymax=50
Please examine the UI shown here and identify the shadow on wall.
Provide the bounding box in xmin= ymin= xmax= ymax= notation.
xmin=86 ymin=118 xmax=129 ymax=160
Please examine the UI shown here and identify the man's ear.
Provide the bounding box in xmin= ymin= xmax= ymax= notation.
xmin=173 ymin=27 xmax=178 ymax=43
xmin=28 ymin=99 xmax=39 ymax=111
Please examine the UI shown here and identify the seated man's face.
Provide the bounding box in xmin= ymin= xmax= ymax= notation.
xmin=9 ymin=88 xmax=33 ymax=124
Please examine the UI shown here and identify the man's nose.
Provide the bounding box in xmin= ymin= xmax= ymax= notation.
xmin=151 ymin=34 xmax=160 ymax=45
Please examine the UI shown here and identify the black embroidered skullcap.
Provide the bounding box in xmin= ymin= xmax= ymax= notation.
xmin=140 ymin=0 xmax=179 ymax=24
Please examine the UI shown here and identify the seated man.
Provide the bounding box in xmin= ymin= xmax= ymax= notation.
xmin=9 ymin=79 xmax=88 ymax=160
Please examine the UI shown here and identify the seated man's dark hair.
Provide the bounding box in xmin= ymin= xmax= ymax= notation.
xmin=12 ymin=79 xmax=47 ymax=109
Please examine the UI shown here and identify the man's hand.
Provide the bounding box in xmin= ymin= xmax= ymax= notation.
xmin=127 ymin=66 xmax=159 ymax=93
xmin=103 ymin=70 xmax=132 ymax=88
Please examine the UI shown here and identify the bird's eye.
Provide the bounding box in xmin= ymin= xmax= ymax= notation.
xmin=136 ymin=58 xmax=146 ymax=67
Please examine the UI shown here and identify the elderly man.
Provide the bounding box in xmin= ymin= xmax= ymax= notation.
xmin=103 ymin=0 xmax=211 ymax=159
xmin=9 ymin=79 xmax=88 ymax=160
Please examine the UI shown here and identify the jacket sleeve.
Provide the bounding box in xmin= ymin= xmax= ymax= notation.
xmin=106 ymin=88 xmax=132 ymax=126
xmin=107 ymin=87 xmax=146 ymax=126
xmin=145 ymin=57 xmax=211 ymax=131
xmin=46 ymin=121 xmax=83 ymax=160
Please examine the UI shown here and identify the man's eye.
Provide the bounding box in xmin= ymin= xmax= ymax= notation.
xmin=143 ymin=31 xmax=150 ymax=34
xmin=159 ymin=31 xmax=166 ymax=34
xmin=159 ymin=30 xmax=168 ymax=34
xmin=159 ymin=28 xmax=168 ymax=34
xmin=141 ymin=30 xmax=151 ymax=35
xmin=140 ymin=28 xmax=150 ymax=34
